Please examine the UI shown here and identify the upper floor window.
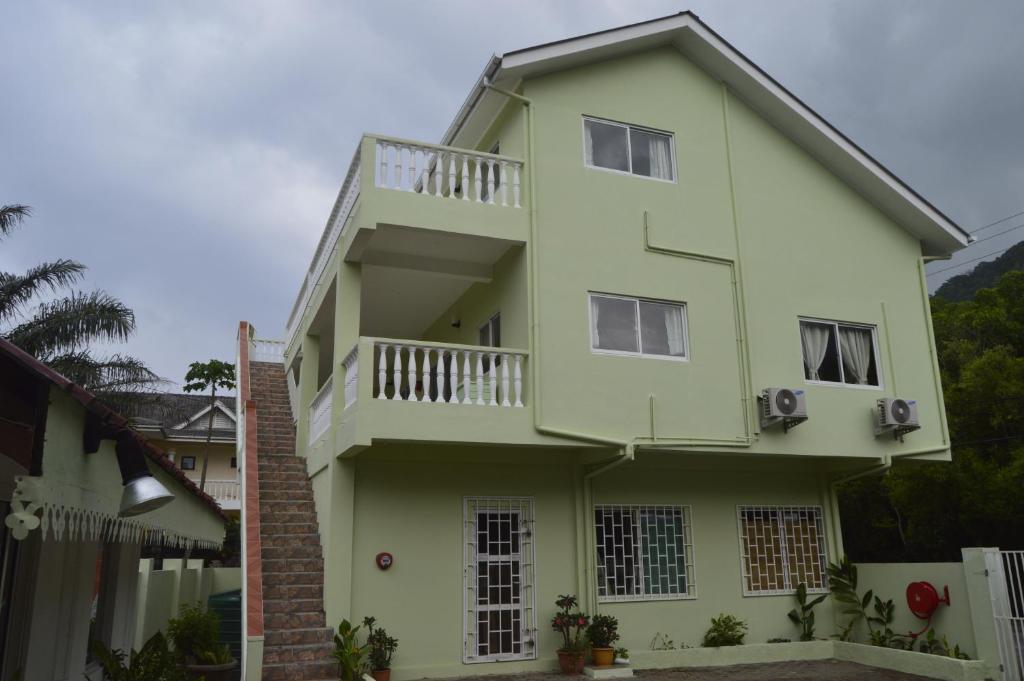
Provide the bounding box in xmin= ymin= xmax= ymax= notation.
xmin=799 ymin=318 xmax=880 ymax=387
xmin=589 ymin=293 xmax=687 ymax=360
xmin=583 ymin=117 xmax=675 ymax=181
xmin=180 ymin=456 xmax=196 ymax=471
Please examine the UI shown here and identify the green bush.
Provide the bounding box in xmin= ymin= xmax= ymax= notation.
xmin=586 ymin=614 xmax=620 ymax=649
xmin=363 ymin=616 xmax=399 ymax=671
xmin=333 ymin=619 xmax=368 ymax=681
xmin=702 ymin=614 xmax=747 ymax=647
xmin=89 ymin=632 xmax=187 ymax=681
xmin=166 ymin=603 xmax=224 ymax=664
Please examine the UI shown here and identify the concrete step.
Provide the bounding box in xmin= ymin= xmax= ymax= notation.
xmin=262 ymin=570 xmax=324 ymax=587
xmin=264 ymin=628 xmax=332 ymax=646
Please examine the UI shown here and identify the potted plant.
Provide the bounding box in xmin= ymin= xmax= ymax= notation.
xmin=551 ymin=594 xmax=588 ymax=674
xmin=334 ymin=619 xmax=368 ymax=681
xmin=363 ymin=616 xmax=399 ymax=681
xmin=166 ymin=603 xmax=237 ymax=681
xmin=586 ymin=614 xmax=619 ymax=666
xmin=613 ymin=647 xmax=629 ymax=665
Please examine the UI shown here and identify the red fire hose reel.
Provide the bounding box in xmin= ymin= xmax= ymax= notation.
xmin=905 ymin=581 xmax=950 ymax=637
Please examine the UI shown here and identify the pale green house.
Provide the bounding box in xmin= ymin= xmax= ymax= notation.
xmin=263 ymin=12 xmax=970 ymax=679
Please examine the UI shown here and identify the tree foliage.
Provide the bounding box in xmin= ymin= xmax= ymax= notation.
xmin=0 ymin=204 xmax=160 ymax=397
xmin=183 ymin=359 xmax=236 ymax=492
xmin=840 ymin=270 xmax=1024 ymax=561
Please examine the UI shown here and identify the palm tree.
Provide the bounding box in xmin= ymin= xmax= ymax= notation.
xmin=0 ymin=204 xmax=160 ymax=398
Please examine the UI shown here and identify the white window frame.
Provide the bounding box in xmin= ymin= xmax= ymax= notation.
xmin=594 ymin=504 xmax=696 ymax=603
xmin=588 ymin=292 xmax=689 ymax=362
xmin=462 ymin=496 xmax=537 ymax=664
xmin=736 ymin=505 xmax=828 ymax=597
xmin=180 ymin=456 xmax=196 ymax=470
xmin=798 ymin=317 xmax=883 ymax=390
xmin=581 ymin=116 xmax=677 ymax=183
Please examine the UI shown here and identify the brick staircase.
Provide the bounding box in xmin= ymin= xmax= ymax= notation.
xmin=250 ymin=362 xmax=336 ymax=681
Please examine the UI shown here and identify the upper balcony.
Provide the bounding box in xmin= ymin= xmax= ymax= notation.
xmin=286 ymin=134 xmax=529 ymax=355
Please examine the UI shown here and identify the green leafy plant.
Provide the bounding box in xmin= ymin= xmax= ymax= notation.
xmin=88 ymin=632 xmax=187 ymax=681
xmin=551 ymin=594 xmax=589 ymax=653
xmin=613 ymin=647 xmax=629 ymax=660
xmin=702 ymin=614 xmax=747 ymax=647
xmin=182 ymin=359 xmax=236 ymax=492
xmin=166 ymin=603 xmax=223 ymax=665
xmin=586 ymin=614 xmax=620 ymax=649
xmin=916 ymin=630 xmax=970 ymax=659
xmin=333 ymin=619 xmax=369 ymax=681
xmin=865 ymin=596 xmax=911 ymax=650
xmin=787 ymin=582 xmax=827 ymax=641
xmin=766 ymin=638 xmax=792 ymax=643
xmin=649 ymin=632 xmax=675 ymax=650
xmin=828 ymin=557 xmax=873 ymax=641
xmin=363 ymin=616 xmax=399 ymax=671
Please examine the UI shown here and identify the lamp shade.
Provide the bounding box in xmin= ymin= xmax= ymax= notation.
xmin=115 ymin=429 xmax=175 ymax=517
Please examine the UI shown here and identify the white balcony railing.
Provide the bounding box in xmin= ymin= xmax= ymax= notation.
xmin=372 ymin=339 xmax=526 ymax=407
xmin=308 ymin=375 xmax=333 ymax=443
xmin=205 ymin=479 xmax=240 ymax=504
xmin=250 ymin=338 xmax=286 ymax=364
xmin=342 ymin=345 xmax=359 ymax=410
xmin=374 ymin=136 xmax=522 ymax=208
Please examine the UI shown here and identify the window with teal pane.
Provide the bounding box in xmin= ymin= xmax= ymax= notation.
xmin=594 ymin=504 xmax=695 ymax=601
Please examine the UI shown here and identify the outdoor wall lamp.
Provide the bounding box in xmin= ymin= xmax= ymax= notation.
xmin=115 ymin=429 xmax=174 ymax=517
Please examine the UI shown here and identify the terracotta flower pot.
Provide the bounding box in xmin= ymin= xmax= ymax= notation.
xmin=184 ymin=658 xmax=237 ymax=681
xmin=371 ymin=669 xmax=391 ymax=681
xmin=557 ymin=650 xmax=584 ymax=675
xmin=592 ymin=647 xmax=615 ymax=667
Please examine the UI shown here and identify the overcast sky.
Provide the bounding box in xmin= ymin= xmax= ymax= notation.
xmin=3 ymin=1 xmax=1022 ymax=387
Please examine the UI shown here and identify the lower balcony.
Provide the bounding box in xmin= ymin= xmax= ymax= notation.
xmin=308 ymin=337 xmax=561 ymax=457
xmin=204 ymin=479 xmax=241 ymax=511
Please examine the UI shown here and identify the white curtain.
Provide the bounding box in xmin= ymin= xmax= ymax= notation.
xmin=664 ymin=308 xmax=685 ymax=356
xmin=649 ymin=135 xmax=672 ymax=180
xmin=590 ymin=296 xmax=601 ymax=347
xmin=584 ymin=121 xmax=595 ymax=165
xmin=839 ymin=326 xmax=873 ymax=384
xmin=800 ymin=323 xmax=831 ymax=380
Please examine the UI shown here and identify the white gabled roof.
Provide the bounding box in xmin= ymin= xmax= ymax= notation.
xmin=443 ymin=12 xmax=970 ymax=256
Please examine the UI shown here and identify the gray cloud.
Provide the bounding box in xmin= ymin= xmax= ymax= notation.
xmin=2 ymin=1 xmax=1019 ymax=385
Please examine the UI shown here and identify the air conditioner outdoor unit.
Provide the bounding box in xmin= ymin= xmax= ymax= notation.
xmin=875 ymin=398 xmax=920 ymax=439
xmin=760 ymin=388 xmax=807 ymax=432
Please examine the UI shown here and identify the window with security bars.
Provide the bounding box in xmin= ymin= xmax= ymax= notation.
xmin=738 ymin=505 xmax=827 ymax=595
xmin=594 ymin=505 xmax=695 ymax=601
xmin=463 ymin=497 xmax=536 ymax=663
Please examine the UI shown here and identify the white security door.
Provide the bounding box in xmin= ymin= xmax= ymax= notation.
xmin=463 ymin=497 xmax=536 ymax=663
xmin=988 ymin=550 xmax=1024 ymax=681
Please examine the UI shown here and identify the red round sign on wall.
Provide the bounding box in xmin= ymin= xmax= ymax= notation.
xmin=375 ymin=552 xmax=394 ymax=570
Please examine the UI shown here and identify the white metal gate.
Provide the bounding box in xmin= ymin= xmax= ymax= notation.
xmin=987 ymin=550 xmax=1024 ymax=681
xmin=463 ymin=497 xmax=536 ymax=663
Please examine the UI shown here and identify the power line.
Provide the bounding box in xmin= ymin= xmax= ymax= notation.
xmin=969 ymin=221 xmax=1024 ymax=246
xmin=971 ymin=209 xmax=1024 ymax=234
xmin=926 ymin=244 xmax=1016 ymax=277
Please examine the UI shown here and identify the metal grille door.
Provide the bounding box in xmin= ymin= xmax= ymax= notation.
xmin=988 ymin=550 xmax=1024 ymax=681
xmin=463 ymin=497 xmax=536 ymax=663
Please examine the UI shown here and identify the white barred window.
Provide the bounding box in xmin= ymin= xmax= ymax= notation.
xmin=463 ymin=497 xmax=537 ymax=663
xmin=738 ymin=505 xmax=827 ymax=596
xmin=594 ymin=505 xmax=695 ymax=601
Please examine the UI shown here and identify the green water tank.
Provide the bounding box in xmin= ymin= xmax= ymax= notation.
xmin=208 ymin=588 xmax=242 ymax=680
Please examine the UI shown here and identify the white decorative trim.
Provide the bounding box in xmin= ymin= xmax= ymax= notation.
xmin=4 ymin=476 xmax=222 ymax=551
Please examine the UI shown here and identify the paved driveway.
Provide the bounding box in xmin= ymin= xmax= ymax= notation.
xmin=451 ymin=661 xmax=940 ymax=681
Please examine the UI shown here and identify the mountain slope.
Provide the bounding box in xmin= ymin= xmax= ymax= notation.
xmin=933 ymin=239 xmax=1024 ymax=301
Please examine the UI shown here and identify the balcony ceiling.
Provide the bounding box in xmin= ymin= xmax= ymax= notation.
xmin=361 ymin=265 xmax=475 ymax=340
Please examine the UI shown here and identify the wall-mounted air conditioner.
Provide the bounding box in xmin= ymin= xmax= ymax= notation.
xmin=875 ymin=398 xmax=920 ymax=440
xmin=760 ymin=388 xmax=807 ymax=432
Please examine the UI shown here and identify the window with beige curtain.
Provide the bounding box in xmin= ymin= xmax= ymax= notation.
xmin=798 ymin=318 xmax=880 ymax=386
